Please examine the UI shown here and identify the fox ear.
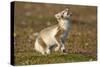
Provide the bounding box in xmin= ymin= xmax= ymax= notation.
xmin=65 ymin=8 xmax=69 ymax=11
xmin=55 ymin=13 xmax=61 ymax=19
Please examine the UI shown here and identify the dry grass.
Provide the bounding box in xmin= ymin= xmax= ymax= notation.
xmin=13 ymin=2 xmax=97 ymax=65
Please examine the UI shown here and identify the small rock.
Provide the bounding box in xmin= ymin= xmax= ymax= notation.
xmin=14 ymin=32 xmax=16 ymax=37
xmin=21 ymin=21 xmax=26 ymax=25
xmin=33 ymin=32 xmax=39 ymax=37
xmin=78 ymin=32 xmax=81 ymax=36
xmin=85 ymin=43 xmax=89 ymax=46
xmin=89 ymin=59 xmax=93 ymax=61
xmin=47 ymin=21 xmax=51 ymax=26
xmin=25 ymin=12 xmax=31 ymax=16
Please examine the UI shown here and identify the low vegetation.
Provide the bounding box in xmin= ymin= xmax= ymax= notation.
xmin=14 ymin=2 xmax=97 ymax=65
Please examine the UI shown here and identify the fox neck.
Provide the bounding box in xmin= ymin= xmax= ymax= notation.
xmin=58 ymin=19 xmax=71 ymax=31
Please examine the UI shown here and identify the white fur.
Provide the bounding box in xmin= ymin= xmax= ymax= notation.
xmin=34 ymin=37 xmax=45 ymax=55
xmin=34 ymin=8 xmax=72 ymax=55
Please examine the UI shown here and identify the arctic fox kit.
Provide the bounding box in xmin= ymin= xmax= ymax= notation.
xmin=34 ymin=8 xmax=72 ymax=55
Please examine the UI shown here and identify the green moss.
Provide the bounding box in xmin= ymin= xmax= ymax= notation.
xmin=15 ymin=52 xmax=97 ymax=65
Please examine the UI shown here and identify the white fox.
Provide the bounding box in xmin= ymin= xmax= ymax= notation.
xmin=34 ymin=8 xmax=72 ymax=55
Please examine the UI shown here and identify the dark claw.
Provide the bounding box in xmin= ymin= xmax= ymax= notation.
xmin=63 ymin=49 xmax=66 ymax=53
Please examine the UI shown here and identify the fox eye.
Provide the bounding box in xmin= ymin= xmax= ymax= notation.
xmin=62 ymin=12 xmax=64 ymax=15
xmin=61 ymin=15 xmax=63 ymax=18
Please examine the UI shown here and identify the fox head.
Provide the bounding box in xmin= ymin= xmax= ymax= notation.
xmin=55 ymin=8 xmax=72 ymax=21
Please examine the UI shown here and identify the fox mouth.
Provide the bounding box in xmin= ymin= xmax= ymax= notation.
xmin=65 ymin=10 xmax=72 ymax=16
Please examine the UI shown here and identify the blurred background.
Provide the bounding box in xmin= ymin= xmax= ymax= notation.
xmin=13 ymin=1 xmax=97 ymax=65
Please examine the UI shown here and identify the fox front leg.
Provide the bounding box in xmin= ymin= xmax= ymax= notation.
xmin=54 ymin=38 xmax=61 ymax=52
xmin=60 ymin=32 xmax=68 ymax=53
